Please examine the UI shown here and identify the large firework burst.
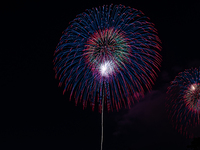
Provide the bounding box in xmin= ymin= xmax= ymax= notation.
xmin=53 ymin=4 xmax=162 ymax=112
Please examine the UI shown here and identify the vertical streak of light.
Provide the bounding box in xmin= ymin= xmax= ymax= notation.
xmin=101 ymin=86 xmax=104 ymax=150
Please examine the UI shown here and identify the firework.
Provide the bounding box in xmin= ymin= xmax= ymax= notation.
xmin=53 ymin=4 xmax=162 ymax=112
xmin=166 ymin=67 xmax=200 ymax=138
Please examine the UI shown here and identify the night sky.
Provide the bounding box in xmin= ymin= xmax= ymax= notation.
xmin=2 ymin=0 xmax=200 ymax=149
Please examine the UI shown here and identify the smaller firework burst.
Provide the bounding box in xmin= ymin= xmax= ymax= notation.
xmin=166 ymin=67 xmax=200 ymax=138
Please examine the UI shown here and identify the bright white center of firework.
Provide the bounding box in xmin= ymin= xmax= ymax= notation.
xmin=99 ymin=61 xmax=114 ymax=77
xmin=191 ymin=84 xmax=196 ymax=91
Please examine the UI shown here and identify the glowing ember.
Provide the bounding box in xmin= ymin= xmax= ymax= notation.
xmin=99 ymin=61 xmax=114 ymax=77
xmin=191 ymin=85 xmax=196 ymax=91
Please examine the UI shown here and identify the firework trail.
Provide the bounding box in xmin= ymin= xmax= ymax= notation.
xmin=166 ymin=67 xmax=200 ymax=138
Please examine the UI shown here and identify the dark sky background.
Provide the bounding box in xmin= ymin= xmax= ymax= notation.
xmin=2 ymin=0 xmax=200 ymax=149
